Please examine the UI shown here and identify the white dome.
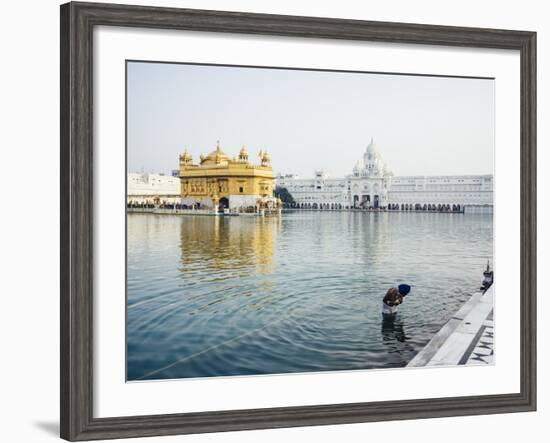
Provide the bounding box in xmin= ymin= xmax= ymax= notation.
xmin=352 ymin=138 xmax=388 ymax=178
xmin=366 ymin=137 xmax=378 ymax=155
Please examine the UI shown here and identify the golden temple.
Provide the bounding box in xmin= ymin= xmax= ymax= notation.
xmin=179 ymin=142 xmax=280 ymax=212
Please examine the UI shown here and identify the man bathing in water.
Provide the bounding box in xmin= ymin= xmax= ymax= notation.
xmin=382 ymin=284 xmax=411 ymax=316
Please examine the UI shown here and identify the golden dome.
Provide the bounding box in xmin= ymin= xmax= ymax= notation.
xmin=201 ymin=141 xmax=231 ymax=165
xmin=180 ymin=149 xmax=193 ymax=162
xmin=262 ymin=151 xmax=271 ymax=162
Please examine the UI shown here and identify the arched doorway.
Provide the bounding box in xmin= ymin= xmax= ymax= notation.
xmin=219 ymin=197 xmax=229 ymax=209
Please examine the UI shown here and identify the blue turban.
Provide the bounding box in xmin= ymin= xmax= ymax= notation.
xmin=398 ymin=284 xmax=411 ymax=296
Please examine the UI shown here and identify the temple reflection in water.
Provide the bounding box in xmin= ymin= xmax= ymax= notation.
xmin=179 ymin=215 xmax=280 ymax=275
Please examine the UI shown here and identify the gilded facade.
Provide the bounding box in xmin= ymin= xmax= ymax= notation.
xmin=179 ymin=142 xmax=279 ymax=211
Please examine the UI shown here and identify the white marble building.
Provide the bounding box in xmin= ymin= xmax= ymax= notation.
xmin=276 ymin=139 xmax=493 ymax=211
xmin=127 ymin=172 xmax=180 ymax=204
xmin=388 ymin=175 xmax=493 ymax=208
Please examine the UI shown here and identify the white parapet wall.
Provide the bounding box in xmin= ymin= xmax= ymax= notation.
xmin=181 ymin=196 xmax=214 ymax=209
xmin=228 ymin=194 xmax=262 ymax=209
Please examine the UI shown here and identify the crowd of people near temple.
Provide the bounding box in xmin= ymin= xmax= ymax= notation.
xmin=386 ymin=203 xmax=463 ymax=212
xmin=127 ymin=201 xmax=464 ymax=213
xmin=127 ymin=202 xmax=198 ymax=210
xmin=282 ymin=202 xmax=463 ymax=212
xmin=127 ymin=202 xmax=272 ymax=213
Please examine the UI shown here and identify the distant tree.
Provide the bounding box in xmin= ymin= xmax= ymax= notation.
xmin=274 ymin=186 xmax=295 ymax=204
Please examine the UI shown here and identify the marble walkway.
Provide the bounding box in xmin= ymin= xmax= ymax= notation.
xmin=407 ymin=286 xmax=494 ymax=367
xmin=465 ymin=311 xmax=494 ymax=365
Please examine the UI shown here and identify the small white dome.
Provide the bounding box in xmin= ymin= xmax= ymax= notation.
xmin=366 ymin=137 xmax=378 ymax=155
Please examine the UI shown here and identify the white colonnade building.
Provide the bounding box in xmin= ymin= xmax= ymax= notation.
xmin=276 ymin=139 xmax=493 ymax=212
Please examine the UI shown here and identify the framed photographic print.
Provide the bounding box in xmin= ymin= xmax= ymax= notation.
xmin=60 ymin=1 xmax=536 ymax=441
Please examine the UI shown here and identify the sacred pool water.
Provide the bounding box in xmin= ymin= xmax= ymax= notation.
xmin=127 ymin=211 xmax=493 ymax=380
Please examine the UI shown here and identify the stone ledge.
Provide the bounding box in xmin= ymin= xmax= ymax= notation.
xmin=407 ymin=286 xmax=494 ymax=367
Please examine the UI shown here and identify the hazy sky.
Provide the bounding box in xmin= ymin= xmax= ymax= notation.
xmin=127 ymin=61 xmax=494 ymax=178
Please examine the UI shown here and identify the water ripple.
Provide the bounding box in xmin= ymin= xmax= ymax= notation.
xmin=127 ymin=212 xmax=493 ymax=380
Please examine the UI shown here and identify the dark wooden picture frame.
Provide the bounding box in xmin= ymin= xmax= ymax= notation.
xmin=60 ymin=1 xmax=536 ymax=440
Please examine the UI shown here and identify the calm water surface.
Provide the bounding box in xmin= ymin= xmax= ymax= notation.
xmin=127 ymin=211 xmax=493 ymax=380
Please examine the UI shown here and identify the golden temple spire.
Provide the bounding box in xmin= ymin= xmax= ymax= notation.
xmin=180 ymin=147 xmax=193 ymax=163
xmin=261 ymin=150 xmax=271 ymax=166
xmin=239 ymin=145 xmax=249 ymax=162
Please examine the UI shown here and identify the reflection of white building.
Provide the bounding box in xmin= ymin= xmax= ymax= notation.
xmin=127 ymin=172 xmax=180 ymax=204
xmin=276 ymin=139 xmax=493 ymax=210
